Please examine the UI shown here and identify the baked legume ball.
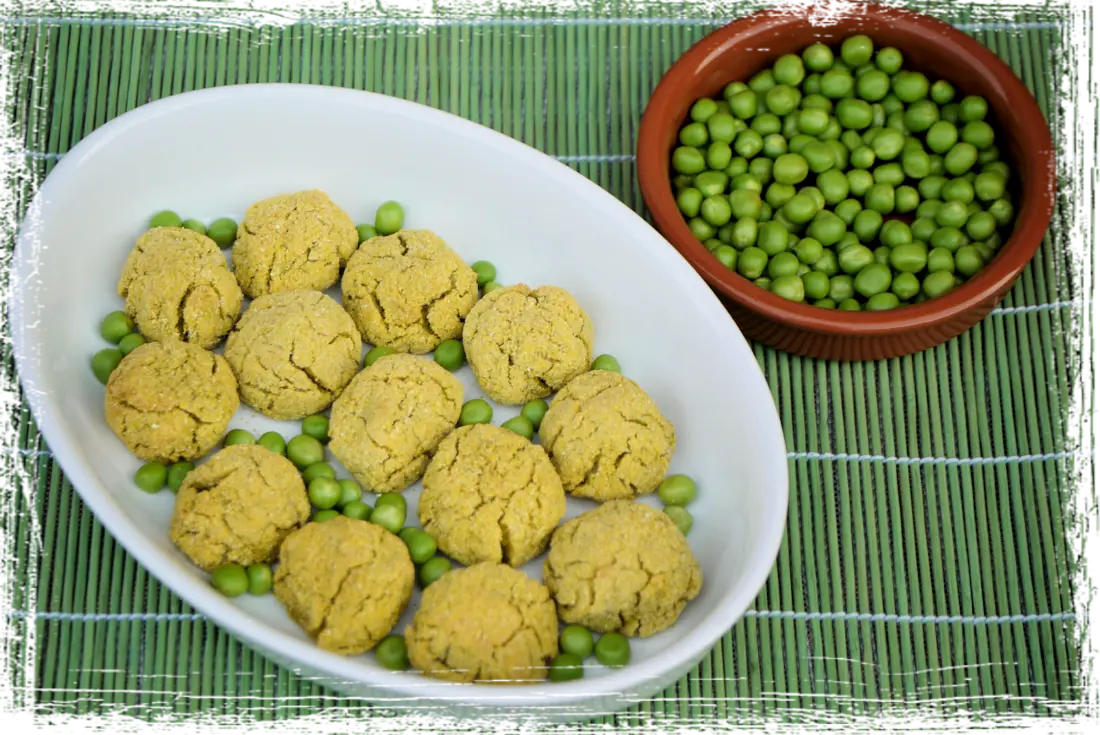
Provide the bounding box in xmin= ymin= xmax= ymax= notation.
xmin=543 ymin=500 xmax=702 ymax=637
xmin=341 ymin=229 xmax=478 ymax=353
xmin=169 ymin=444 xmax=309 ymax=572
xmin=419 ymin=424 xmax=566 ymax=567
xmin=539 ymin=370 xmax=675 ymax=501
xmin=328 ymin=354 xmax=463 ymax=493
xmin=104 ymin=340 xmax=239 ymax=462
xmin=232 ymin=190 xmax=358 ymax=297
xmin=405 ymin=562 xmax=558 ymax=683
xmin=224 ymin=290 xmax=361 ymax=420
xmin=274 ymin=516 xmax=414 ymax=655
xmin=116 ymin=226 xmax=242 ymax=349
xmin=462 ymin=284 xmax=594 ymax=405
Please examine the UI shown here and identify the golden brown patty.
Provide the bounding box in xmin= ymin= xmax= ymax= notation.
xmin=405 ymin=562 xmax=558 ymax=683
xmin=104 ymin=340 xmax=239 ymax=462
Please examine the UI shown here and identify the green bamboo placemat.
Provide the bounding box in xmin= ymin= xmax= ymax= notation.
xmin=0 ymin=1 xmax=1089 ymax=727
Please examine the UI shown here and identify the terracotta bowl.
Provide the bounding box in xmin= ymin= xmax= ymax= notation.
xmin=637 ymin=1 xmax=1055 ymax=361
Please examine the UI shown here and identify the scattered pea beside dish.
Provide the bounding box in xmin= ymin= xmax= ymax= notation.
xmin=670 ymin=34 xmax=1016 ymax=310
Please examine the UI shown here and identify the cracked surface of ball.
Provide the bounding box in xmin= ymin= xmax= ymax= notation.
xmin=274 ymin=516 xmax=414 ymax=655
xmin=116 ymin=226 xmax=242 ymax=349
xmin=224 ymin=290 xmax=362 ymax=420
xmin=328 ymin=354 xmax=463 ymax=493
xmin=539 ymin=370 xmax=675 ymax=501
xmin=169 ymin=444 xmax=309 ymax=572
xmin=462 ymin=284 xmax=593 ymax=405
xmin=232 ymin=190 xmax=358 ymax=297
xmin=405 ymin=562 xmax=558 ymax=683
xmin=419 ymin=424 xmax=566 ymax=567
xmin=341 ymin=229 xmax=478 ymax=354
xmin=104 ymin=340 xmax=239 ymax=462
xmin=542 ymin=500 xmax=702 ymax=637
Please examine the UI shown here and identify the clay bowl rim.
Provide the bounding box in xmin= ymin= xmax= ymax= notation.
xmin=636 ymin=1 xmax=1056 ymax=338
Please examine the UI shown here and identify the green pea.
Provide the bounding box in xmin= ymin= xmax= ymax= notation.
xmin=871 ymin=102 xmax=887 ymax=128
xmin=729 ymin=189 xmax=763 ymax=220
xmin=927 ymin=247 xmax=956 ymax=273
xmin=866 ymin=292 xmax=901 ymax=311
xmin=751 ymin=113 xmax=783 ymax=136
xmin=769 ymin=274 xmax=805 ymax=302
xmin=653 ymin=473 xmax=699 ymax=507
xmin=841 ymin=129 xmax=864 ymax=152
xmin=690 ymin=98 xmax=719 ymax=122
xmin=926 ymin=120 xmax=958 ymax=154
xmin=828 ymin=274 xmax=856 ymax=301
xmin=800 ymin=144 xmax=833 ymax=177
xmin=731 ymin=130 xmax=761 ymax=159
xmin=766 ymin=182 xmax=797 ymax=209
xmin=917 ymin=199 xmax=943 ymax=221
xmin=813 ymin=249 xmax=839 ymax=276
xmin=754 ymin=277 xmax=772 ymax=290
xmin=988 ymin=198 xmax=1015 ymax=227
xmin=847 ymin=168 xmax=874 ymax=197
xmin=807 ymin=211 xmax=846 ymax=246
xmin=841 ymin=34 xmax=874 ymax=66
xmin=772 ymin=209 xmax=801 ymax=234
xmin=375 ymin=201 xmax=405 ymax=235
xmin=765 ymin=85 xmax=802 ymax=116
xmin=748 ymin=157 xmax=774 ymax=185
xmin=852 ymin=209 xmax=884 ymax=243
xmin=165 ymin=461 xmax=193 ymax=493
xmin=941 ymin=178 xmax=975 ymax=204
xmin=950 ymin=244 xmax=984 ymax=277
xmin=312 ymin=509 xmax=340 ymax=522
xmin=700 ymin=195 xmax=733 ymax=227
xmin=769 ymin=54 xmax=804 ymax=87
xmin=295 ymin=416 xmax=328 ymax=446
xmin=788 ymin=134 xmax=814 ymax=155
xmin=375 ymin=635 xmax=410 ymax=671
xmin=731 ymin=173 xmax=763 ymax=193
xmin=803 ymin=43 xmax=834 ymax=72
xmin=336 ymin=479 xmax=362 ymax=509
xmin=725 ymin=157 xmax=750 ymax=178
xmin=874 ymin=46 xmax=903 ymax=74
xmin=356 ymin=224 xmax=379 ymax=243
xmin=223 ymin=429 xmax=255 ymax=447
xmin=966 ymin=200 xmax=982 ymax=215
xmin=676 ymin=188 xmax=703 ymax=218
xmin=960 ymin=120 xmax=995 ymax=150
xmin=959 ymin=95 xmax=988 ymax=122
xmin=911 ymin=218 xmax=937 ymax=243
xmin=756 ymin=220 xmax=792 ymax=254
xmin=793 ymin=237 xmax=822 ymax=265
xmin=364 ymin=345 xmax=395 ymax=367
xmin=889 ymin=241 xmax=928 ymax=273
xmin=737 ymin=247 xmax=769 ymax=279
xmin=836 ymin=298 xmax=860 ymax=311
xmin=680 ymin=122 xmax=708 ymax=147
xmin=838 ymin=243 xmax=875 ymax=275
xmin=929 ymin=154 xmax=946 ymax=175
xmin=918 ymin=175 xmax=947 ymax=201
xmin=714 ymin=245 xmax=738 ymax=270
xmin=286 ymin=434 xmax=325 ymax=469
xmin=865 ymin=183 xmax=896 ymax=214
xmin=812 ymin=297 xmax=836 ymax=309
xmin=342 ymin=501 xmax=372 ymax=521
xmin=782 ymin=193 xmax=818 ymax=225
xmin=723 ymin=81 xmax=749 ymax=101
xmin=879 ymin=220 xmax=912 ymax=248
xmin=396 ymin=528 xmax=438 ymax=565
xmin=459 ymin=398 xmax=493 ymax=426
xmin=688 ymin=217 xmax=717 ymax=241
xmin=871 ymin=163 xmax=903 ymax=187
xmin=923 ymin=270 xmax=957 ymax=299
xmin=931 ymin=80 xmax=956 ymax=105
xmin=854 ymin=263 xmax=892 ymax=297
xmin=211 ymin=564 xmax=248 ymax=597
xmin=935 ymin=200 xmax=970 ymax=229
xmin=706 ymin=141 xmax=734 ymax=170
xmin=826 ymin=140 xmax=850 ymax=170
xmin=418 ymin=556 xmax=452 ymax=588
xmin=966 ymin=211 xmax=998 ymax=241
xmin=482 ymin=281 xmax=503 ymax=296
xmin=835 ymin=98 xmax=874 ymax=131
xmin=796 ymin=108 xmax=828 ymax=137
xmin=855 ymin=69 xmax=890 ymax=102
xmin=798 ymin=186 xmax=825 ymax=211
xmin=307 ymin=477 xmax=341 ymax=510
xmin=245 ymin=563 xmax=273 ymax=596
xmin=897 ymin=148 xmax=930 ymax=179
xmin=767 ymin=251 xmax=800 ymax=279
xmin=974 ymin=171 xmax=1007 ymax=201
xmin=944 ymin=142 xmax=979 ymax=175
xmin=895 ymin=186 xmax=920 ymax=214
xmin=769 ymin=154 xmax=807 ymax=187
xmin=672 ymin=146 xmax=706 ymax=174
xmin=731 ymin=218 xmax=759 ymax=249
xmin=712 ymin=112 xmax=745 ymax=143
xmin=760 ymin=201 xmax=773 ymax=221
xmin=869 ymin=128 xmax=904 ymax=160
xmin=810 ymin=170 xmax=845 ymax=205
xmin=801 ymin=93 xmax=833 ymax=112
xmin=664 ymin=506 xmax=694 ymax=535
xmin=117 ymin=333 xmax=146 ymax=356
xmin=890 ymin=272 xmax=920 ymax=301
xmin=302 ymin=462 xmax=336 ymax=485
xmin=728 ymin=90 xmax=758 ymax=120
xmin=100 ymin=311 xmax=135 ymax=344
xmin=370 ymin=502 xmax=405 ymax=534
xmin=894 ymin=70 xmax=930 ymax=102
xmin=828 ymin=201 xmax=858 ymax=228
xmin=91 ymin=348 xmax=123 ymax=384
xmin=204 ymin=217 xmax=237 ymax=248
xmin=819 ymin=69 xmax=853 ymax=99
xmin=800 ymin=270 xmax=830 ymax=301
xmin=500 ymin=415 xmax=535 ymax=440
xmin=134 ymin=462 xmax=167 ymax=493
xmin=148 ymin=210 xmax=182 ymax=229
xmin=931 ymin=226 xmax=966 ymax=253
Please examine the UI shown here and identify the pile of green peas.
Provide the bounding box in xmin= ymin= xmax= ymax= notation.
xmin=671 ymin=34 xmax=1015 ymax=310
xmin=548 ymin=625 xmax=632 ymax=681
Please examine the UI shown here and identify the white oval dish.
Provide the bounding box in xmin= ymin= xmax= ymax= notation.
xmin=10 ymin=84 xmax=788 ymax=722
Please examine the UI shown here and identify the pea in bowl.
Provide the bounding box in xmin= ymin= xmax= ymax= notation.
xmin=637 ymin=1 xmax=1055 ymax=361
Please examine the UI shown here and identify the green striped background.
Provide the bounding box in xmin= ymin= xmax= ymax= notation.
xmin=0 ymin=1 xmax=1087 ymax=725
